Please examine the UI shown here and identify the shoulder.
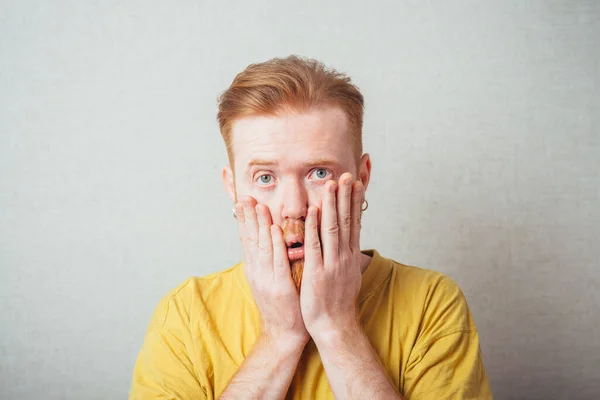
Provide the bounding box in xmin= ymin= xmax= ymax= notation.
xmin=147 ymin=263 xmax=245 ymax=330
xmin=387 ymin=258 xmax=477 ymax=334
xmin=392 ymin=260 xmax=462 ymax=295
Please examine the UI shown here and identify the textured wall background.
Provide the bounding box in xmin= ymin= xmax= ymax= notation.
xmin=1 ymin=1 xmax=598 ymax=398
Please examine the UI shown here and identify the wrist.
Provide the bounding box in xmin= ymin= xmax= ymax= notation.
xmin=261 ymin=331 xmax=309 ymax=355
xmin=310 ymin=320 xmax=363 ymax=349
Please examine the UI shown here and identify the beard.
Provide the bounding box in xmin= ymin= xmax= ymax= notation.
xmin=282 ymin=219 xmax=306 ymax=293
xmin=290 ymin=259 xmax=304 ymax=292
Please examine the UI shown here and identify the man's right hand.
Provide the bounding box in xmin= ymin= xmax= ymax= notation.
xmin=235 ymin=196 xmax=309 ymax=344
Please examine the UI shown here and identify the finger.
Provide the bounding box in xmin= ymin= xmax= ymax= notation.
xmin=321 ymin=180 xmax=339 ymax=265
xmin=235 ymin=202 xmax=257 ymax=266
xmin=256 ymin=204 xmax=274 ymax=275
xmin=304 ymin=206 xmax=323 ymax=269
xmin=242 ymin=196 xmax=259 ymax=251
xmin=270 ymin=224 xmax=292 ymax=280
xmin=350 ymin=180 xmax=364 ymax=252
xmin=337 ymin=173 xmax=354 ymax=250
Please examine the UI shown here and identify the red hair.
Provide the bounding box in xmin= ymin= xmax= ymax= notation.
xmin=217 ymin=56 xmax=364 ymax=165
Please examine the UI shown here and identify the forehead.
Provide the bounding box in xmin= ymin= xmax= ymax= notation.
xmin=230 ymin=107 xmax=353 ymax=168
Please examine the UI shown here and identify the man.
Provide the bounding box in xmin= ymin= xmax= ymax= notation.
xmin=130 ymin=56 xmax=492 ymax=399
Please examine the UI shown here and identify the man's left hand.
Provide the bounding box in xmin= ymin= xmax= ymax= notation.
xmin=300 ymin=173 xmax=365 ymax=340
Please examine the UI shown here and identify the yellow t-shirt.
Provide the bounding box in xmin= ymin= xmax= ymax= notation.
xmin=130 ymin=250 xmax=492 ymax=399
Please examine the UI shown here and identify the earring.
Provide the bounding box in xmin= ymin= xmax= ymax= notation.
xmin=361 ymin=198 xmax=369 ymax=212
xmin=232 ymin=207 xmax=236 ymax=219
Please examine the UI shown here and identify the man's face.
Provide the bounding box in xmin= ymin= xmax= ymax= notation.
xmin=222 ymin=106 xmax=370 ymax=287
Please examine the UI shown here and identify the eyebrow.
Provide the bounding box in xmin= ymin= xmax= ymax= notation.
xmin=247 ymin=158 xmax=339 ymax=168
xmin=248 ymin=159 xmax=277 ymax=167
xmin=304 ymin=158 xmax=340 ymax=168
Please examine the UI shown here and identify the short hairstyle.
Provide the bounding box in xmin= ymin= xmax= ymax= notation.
xmin=217 ymin=56 xmax=364 ymax=165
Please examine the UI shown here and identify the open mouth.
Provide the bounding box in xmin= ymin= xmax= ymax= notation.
xmin=286 ymin=239 xmax=305 ymax=261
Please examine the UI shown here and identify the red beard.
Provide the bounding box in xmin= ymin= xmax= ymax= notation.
xmin=290 ymin=259 xmax=304 ymax=293
xmin=282 ymin=219 xmax=306 ymax=292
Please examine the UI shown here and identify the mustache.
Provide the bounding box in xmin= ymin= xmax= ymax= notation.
xmin=282 ymin=219 xmax=305 ymax=237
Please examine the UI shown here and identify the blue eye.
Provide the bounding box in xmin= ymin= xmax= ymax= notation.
xmin=258 ymin=174 xmax=273 ymax=185
xmin=312 ymin=168 xmax=329 ymax=180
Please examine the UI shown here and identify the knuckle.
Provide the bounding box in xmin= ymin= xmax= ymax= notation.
xmin=258 ymin=244 xmax=271 ymax=255
xmin=327 ymin=223 xmax=339 ymax=235
xmin=307 ymin=240 xmax=321 ymax=250
xmin=340 ymin=214 xmax=352 ymax=227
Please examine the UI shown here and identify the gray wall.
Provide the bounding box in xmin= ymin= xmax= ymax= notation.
xmin=1 ymin=1 xmax=598 ymax=399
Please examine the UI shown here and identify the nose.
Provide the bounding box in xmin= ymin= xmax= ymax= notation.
xmin=281 ymin=179 xmax=308 ymax=221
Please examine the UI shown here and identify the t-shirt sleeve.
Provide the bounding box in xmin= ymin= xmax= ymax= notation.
xmin=402 ymin=275 xmax=493 ymax=399
xmin=129 ymin=283 xmax=209 ymax=400
xmin=403 ymin=330 xmax=492 ymax=399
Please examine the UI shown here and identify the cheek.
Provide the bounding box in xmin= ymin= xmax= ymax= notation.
xmin=245 ymin=189 xmax=281 ymax=222
xmin=308 ymin=186 xmax=324 ymax=209
xmin=233 ymin=181 xmax=250 ymax=201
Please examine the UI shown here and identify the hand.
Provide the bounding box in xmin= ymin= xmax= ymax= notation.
xmin=235 ymin=196 xmax=309 ymax=344
xmin=300 ymin=173 xmax=365 ymax=340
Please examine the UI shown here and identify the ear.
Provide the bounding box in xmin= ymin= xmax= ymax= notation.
xmin=222 ymin=165 xmax=236 ymax=203
xmin=358 ymin=153 xmax=371 ymax=192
